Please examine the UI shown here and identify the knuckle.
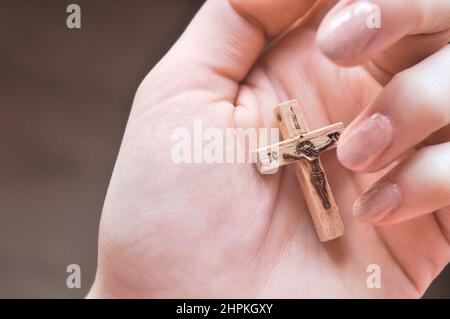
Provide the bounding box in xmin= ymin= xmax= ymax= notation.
xmin=415 ymin=145 xmax=450 ymax=194
xmin=393 ymin=73 xmax=449 ymax=126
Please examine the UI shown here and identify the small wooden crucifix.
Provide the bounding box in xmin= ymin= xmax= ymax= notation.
xmin=255 ymin=100 xmax=345 ymax=242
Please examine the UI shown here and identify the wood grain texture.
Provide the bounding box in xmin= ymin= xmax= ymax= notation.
xmin=256 ymin=122 xmax=344 ymax=174
xmin=257 ymin=100 xmax=344 ymax=242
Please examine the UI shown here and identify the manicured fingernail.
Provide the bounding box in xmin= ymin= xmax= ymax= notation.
xmin=353 ymin=181 xmax=402 ymax=223
xmin=317 ymin=1 xmax=380 ymax=62
xmin=338 ymin=113 xmax=394 ymax=170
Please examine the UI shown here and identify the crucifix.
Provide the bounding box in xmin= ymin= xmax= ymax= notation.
xmin=255 ymin=100 xmax=345 ymax=242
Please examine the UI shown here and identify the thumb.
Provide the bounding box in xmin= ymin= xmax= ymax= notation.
xmin=154 ymin=0 xmax=317 ymax=101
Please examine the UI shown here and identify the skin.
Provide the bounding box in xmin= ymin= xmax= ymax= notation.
xmin=88 ymin=0 xmax=450 ymax=298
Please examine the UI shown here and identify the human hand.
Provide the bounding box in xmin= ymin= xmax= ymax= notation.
xmin=318 ymin=0 xmax=450 ymax=227
xmin=88 ymin=0 xmax=450 ymax=298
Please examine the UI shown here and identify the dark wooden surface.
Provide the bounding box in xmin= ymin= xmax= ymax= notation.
xmin=0 ymin=0 xmax=447 ymax=298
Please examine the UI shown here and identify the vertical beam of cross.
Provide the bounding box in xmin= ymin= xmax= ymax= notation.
xmin=258 ymin=100 xmax=344 ymax=242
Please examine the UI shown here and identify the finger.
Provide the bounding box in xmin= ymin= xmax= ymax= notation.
xmin=337 ymin=45 xmax=450 ymax=172
xmin=364 ymin=30 xmax=450 ymax=85
xmin=418 ymin=125 xmax=450 ymax=150
xmin=153 ymin=0 xmax=316 ymax=100
xmin=316 ymin=0 xmax=450 ymax=78
xmin=435 ymin=206 xmax=450 ymax=244
xmin=352 ymin=142 xmax=450 ymax=226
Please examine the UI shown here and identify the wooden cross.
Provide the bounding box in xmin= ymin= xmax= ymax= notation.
xmin=255 ymin=100 xmax=345 ymax=242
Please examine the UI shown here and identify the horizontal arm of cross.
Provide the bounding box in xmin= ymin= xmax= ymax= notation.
xmin=255 ymin=122 xmax=344 ymax=174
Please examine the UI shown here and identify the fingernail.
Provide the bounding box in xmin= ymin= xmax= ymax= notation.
xmin=338 ymin=113 xmax=394 ymax=170
xmin=353 ymin=181 xmax=402 ymax=223
xmin=317 ymin=1 xmax=380 ymax=62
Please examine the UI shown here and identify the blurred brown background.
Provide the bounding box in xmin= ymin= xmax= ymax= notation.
xmin=0 ymin=0 xmax=448 ymax=298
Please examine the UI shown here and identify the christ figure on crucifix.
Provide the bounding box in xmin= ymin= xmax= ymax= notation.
xmin=283 ymin=133 xmax=340 ymax=209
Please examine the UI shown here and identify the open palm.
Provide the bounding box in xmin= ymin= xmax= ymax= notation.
xmin=90 ymin=0 xmax=450 ymax=298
